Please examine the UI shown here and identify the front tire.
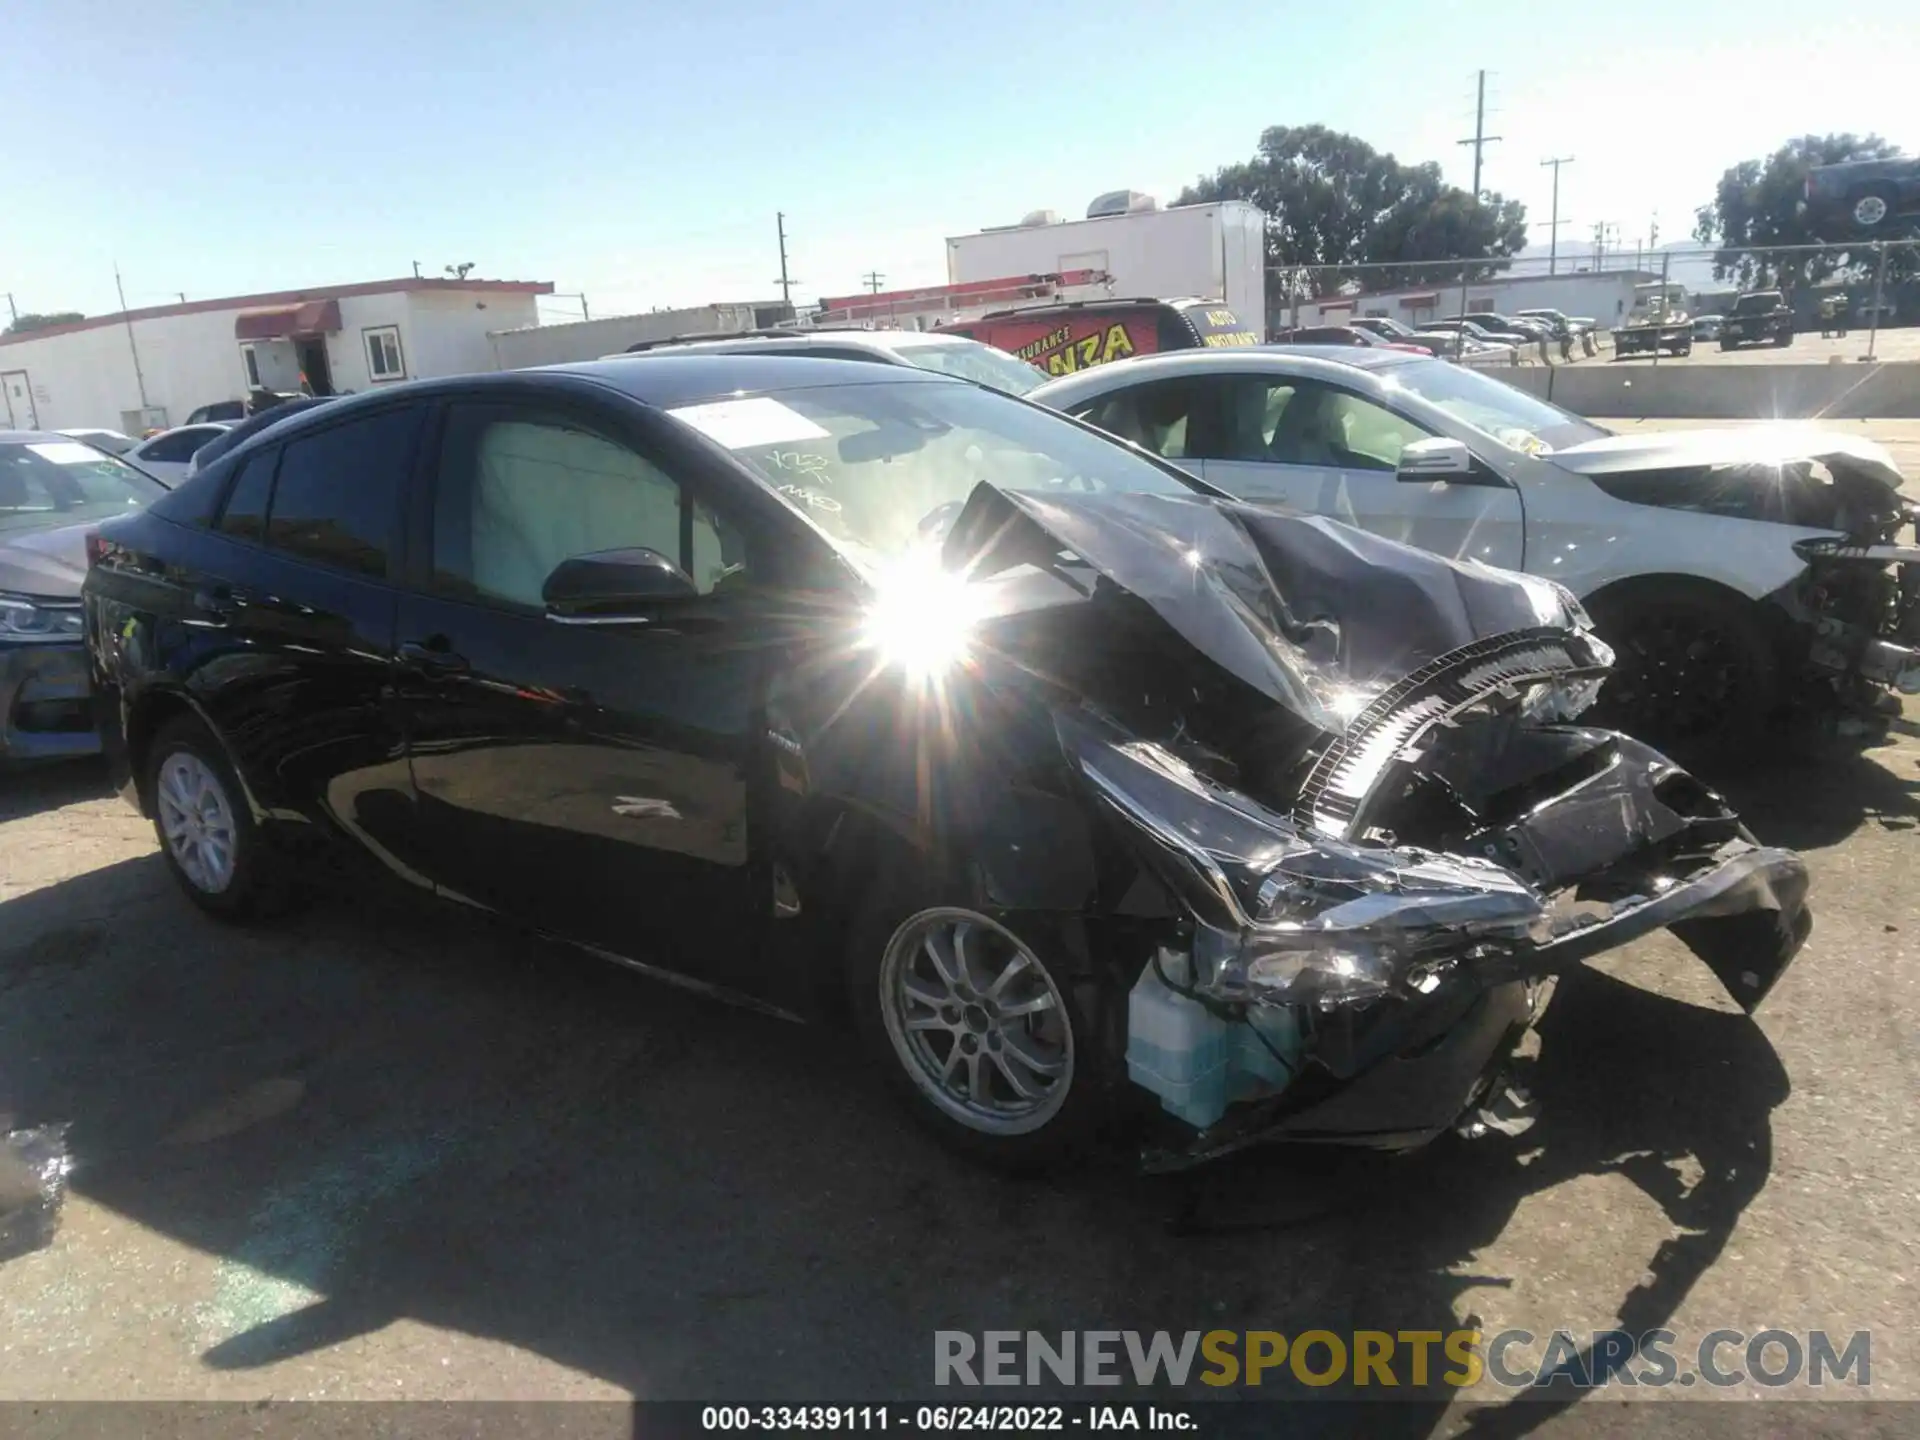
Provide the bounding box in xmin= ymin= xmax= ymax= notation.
xmin=1585 ymin=581 xmax=1781 ymax=755
xmin=148 ymin=715 xmax=292 ymax=920
xmin=847 ymin=888 xmax=1119 ymax=1171
xmin=1852 ymin=189 xmax=1892 ymax=229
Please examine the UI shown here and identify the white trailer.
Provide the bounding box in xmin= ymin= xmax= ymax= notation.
xmin=946 ymin=201 xmax=1267 ymax=332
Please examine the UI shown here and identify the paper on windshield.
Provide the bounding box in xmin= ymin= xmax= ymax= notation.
xmin=25 ymin=442 xmax=110 ymax=465
xmin=670 ymin=397 xmax=829 ymax=450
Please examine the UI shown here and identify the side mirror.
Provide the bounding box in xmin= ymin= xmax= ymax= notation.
xmin=1396 ymin=437 xmax=1476 ymax=481
xmin=542 ymin=547 xmax=697 ymax=617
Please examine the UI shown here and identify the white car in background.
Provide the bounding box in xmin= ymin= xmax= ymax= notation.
xmin=1033 ymin=347 xmax=1920 ymax=751
xmin=56 ymin=427 xmax=138 ymax=456
xmin=121 ymin=422 xmax=233 ymax=483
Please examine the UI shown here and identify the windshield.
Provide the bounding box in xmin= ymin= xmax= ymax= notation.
xmin=887 ymin=338 xmax=1046 ymax=396
xmin=1734 ymin=293 xmax=1780 ymax=314
xmin=667 ymin=380 xmax=1209 ymax=567
xmin=0 ymin=439 xmax=167 ymax=534
xmin=1380 ymin=359 xmax=1610 ymax=455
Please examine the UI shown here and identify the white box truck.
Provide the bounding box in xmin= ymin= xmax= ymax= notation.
xmin=945 ymin=200 xmax=1268 ymax=334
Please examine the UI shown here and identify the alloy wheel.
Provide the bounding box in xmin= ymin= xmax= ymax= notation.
xmin=156 ymin=752 xmax=238 ymax=894
xmin=1608 ymin=617 xmax=1748 ymax=739
xmin=1854 ymin=195 xmax=1889 ymax=227
xmin=878 ymin=908 xmax=1074 ymax=1136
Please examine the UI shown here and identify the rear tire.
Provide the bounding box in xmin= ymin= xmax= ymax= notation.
xmin=1585 ymin=581 xmax=1781 ymax=756
xmin=147 ymin=715 xmax=293 ymax=920
xmin=845 ymin=878 xmax=1122 ymax=1172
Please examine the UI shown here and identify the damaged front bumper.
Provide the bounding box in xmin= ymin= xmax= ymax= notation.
xmin=1057 ymin=705 xmax=1811 ymax=1164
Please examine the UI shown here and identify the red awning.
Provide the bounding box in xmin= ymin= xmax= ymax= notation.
xmin=233 ymin=299 xmax=343 ymax=341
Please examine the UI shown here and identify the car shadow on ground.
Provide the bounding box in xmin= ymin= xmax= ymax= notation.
xmin=1711 ymin=743 xmax=1920 ymax=852
xmin=0 ymin=758 xmax=112 ymax=824
xmin=0 ymin=831 xmax=1791 ymax=1437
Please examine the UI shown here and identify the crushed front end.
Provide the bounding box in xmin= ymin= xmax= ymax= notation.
xmin=947 ymin=485 xmax=1812 ymax=1168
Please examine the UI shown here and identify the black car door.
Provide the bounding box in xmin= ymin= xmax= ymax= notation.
xmin=170 ymin=403 xmax=428 ymax=878
xmin=392 ymin=389 xmax=784 ymax=993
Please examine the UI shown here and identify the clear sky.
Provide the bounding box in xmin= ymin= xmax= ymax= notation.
xmin=4 ymin=0 xmax=1915 ymax=324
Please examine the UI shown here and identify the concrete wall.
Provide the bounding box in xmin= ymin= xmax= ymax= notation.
xmin=486 ymin=305 xmax=762 ymax=370
xmin=1506 ymin=362 xmax=1920 ymax=419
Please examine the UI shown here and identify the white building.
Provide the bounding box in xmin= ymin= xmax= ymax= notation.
xmin=946 ymin=199 xmax=1267 ymax=331
xmin=0 ymin=276 xmax=553 ymax=434
xmin=1291 ymin=269 xmax=1658 ymax=331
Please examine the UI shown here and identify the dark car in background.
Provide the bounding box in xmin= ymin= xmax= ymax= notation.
xmin=2 ymin=431 xmax=167 ymax=762
xmin=1720 ymin=291 xmax=1796 ymax=350
xmin=81 ymin=354 xmax=1810 ymax=1171
xmin=1805 ymin=154 xmax=1920 ymax=233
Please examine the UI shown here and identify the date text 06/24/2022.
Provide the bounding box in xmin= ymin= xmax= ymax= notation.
xmin=701 ymin=1405 xmax=1194 ymax=1431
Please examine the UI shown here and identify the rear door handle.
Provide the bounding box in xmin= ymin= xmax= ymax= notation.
xmin=398 ymin=639 xmax=470 ymax=676
xmin=190 ymin=586 xmax=241 ymax=623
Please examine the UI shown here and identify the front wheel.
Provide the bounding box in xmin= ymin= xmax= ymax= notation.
xmin=848 ymin=893 xmax=1118 ymax=1171
xmin=1852 ymin=189 xmax=1892 ymax=229
xmin=1585 ymin=582 xmax=1781 ymax=755
xmin=147 ymin=715 xmax=293 ymax=920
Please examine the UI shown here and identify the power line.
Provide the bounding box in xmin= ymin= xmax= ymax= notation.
xmin=1541 ymin=157 xmax=1575 ymax=275
xmin=1456 ymin=69 xmax=1503 ymax=201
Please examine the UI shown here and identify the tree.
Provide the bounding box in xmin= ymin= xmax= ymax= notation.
xmin=1176 ymin=125 xmax=1529 ymax=299
xmin=1693 ymin=133 xmax=1913 ymax=290
xmin=4 ymin=312 xmax=84 ymax=336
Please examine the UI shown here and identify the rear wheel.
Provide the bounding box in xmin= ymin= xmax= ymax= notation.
xmin=847 ymin=886 xmax=1119 ymax=1171
xmin=1586 ymin=582 xmax=1780 ymax=754
xmin=147 ymin=715 xmax=292 ymax=920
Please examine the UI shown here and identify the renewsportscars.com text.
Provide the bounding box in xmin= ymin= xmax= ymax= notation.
xmin=933 ymin=1329 xmax=1871 ymax=1390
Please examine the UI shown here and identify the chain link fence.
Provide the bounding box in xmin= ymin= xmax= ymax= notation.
xmin=1267 ymin=239 xmax=1920 ymax=366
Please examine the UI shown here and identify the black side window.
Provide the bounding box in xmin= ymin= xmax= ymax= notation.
xmin=139 ymin=430 xmax=205 ymax=463
xmin=264 ymin=407 xmax=424 ymax=577
xmin=217 ymin=449 xmax=277 ymax=541
xmin=1071 ymin=379 xmax=1200 ymax=460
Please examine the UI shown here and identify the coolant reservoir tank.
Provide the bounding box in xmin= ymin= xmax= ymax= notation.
xmin=1126 ymin=949 xmax=1303 ymax=1131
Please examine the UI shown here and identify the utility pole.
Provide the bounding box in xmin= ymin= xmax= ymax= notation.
xmin=1541 ymin=157 xmax=1574 ymax=274
xmin=773 ymin=212 xmax=798 ymax=308
xmin=863 ymin=270 xmax=885 ymax=294
xmin=1457 ymin=69 xmax=1503 ymax=200
xmin=5 ymin=292 xmax=17 ymax=325
xmin=113 ymin=264 xmax=150 ymax=411
xmin=412 ymin=260 xmax=422 ymax=279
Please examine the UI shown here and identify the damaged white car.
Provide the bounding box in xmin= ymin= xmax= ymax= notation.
xmin=1035 ymin=349 xmax=1920 ymax=749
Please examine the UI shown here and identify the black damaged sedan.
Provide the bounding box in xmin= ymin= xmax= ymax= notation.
xmin=81 ymin=356 xmax=1811 ymax=1169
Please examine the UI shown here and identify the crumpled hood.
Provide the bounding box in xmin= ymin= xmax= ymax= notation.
xmin=1549 ymin=425 xmax=1906 ymax=491
xmin=0 ymin=520 xmax=91 ymax=598
xmin=945 ymin=484 xmax=1589 ymax=734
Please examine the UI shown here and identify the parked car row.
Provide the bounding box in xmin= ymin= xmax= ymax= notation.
xmin=64 ymin=348 xmax=1815 ymax=1177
